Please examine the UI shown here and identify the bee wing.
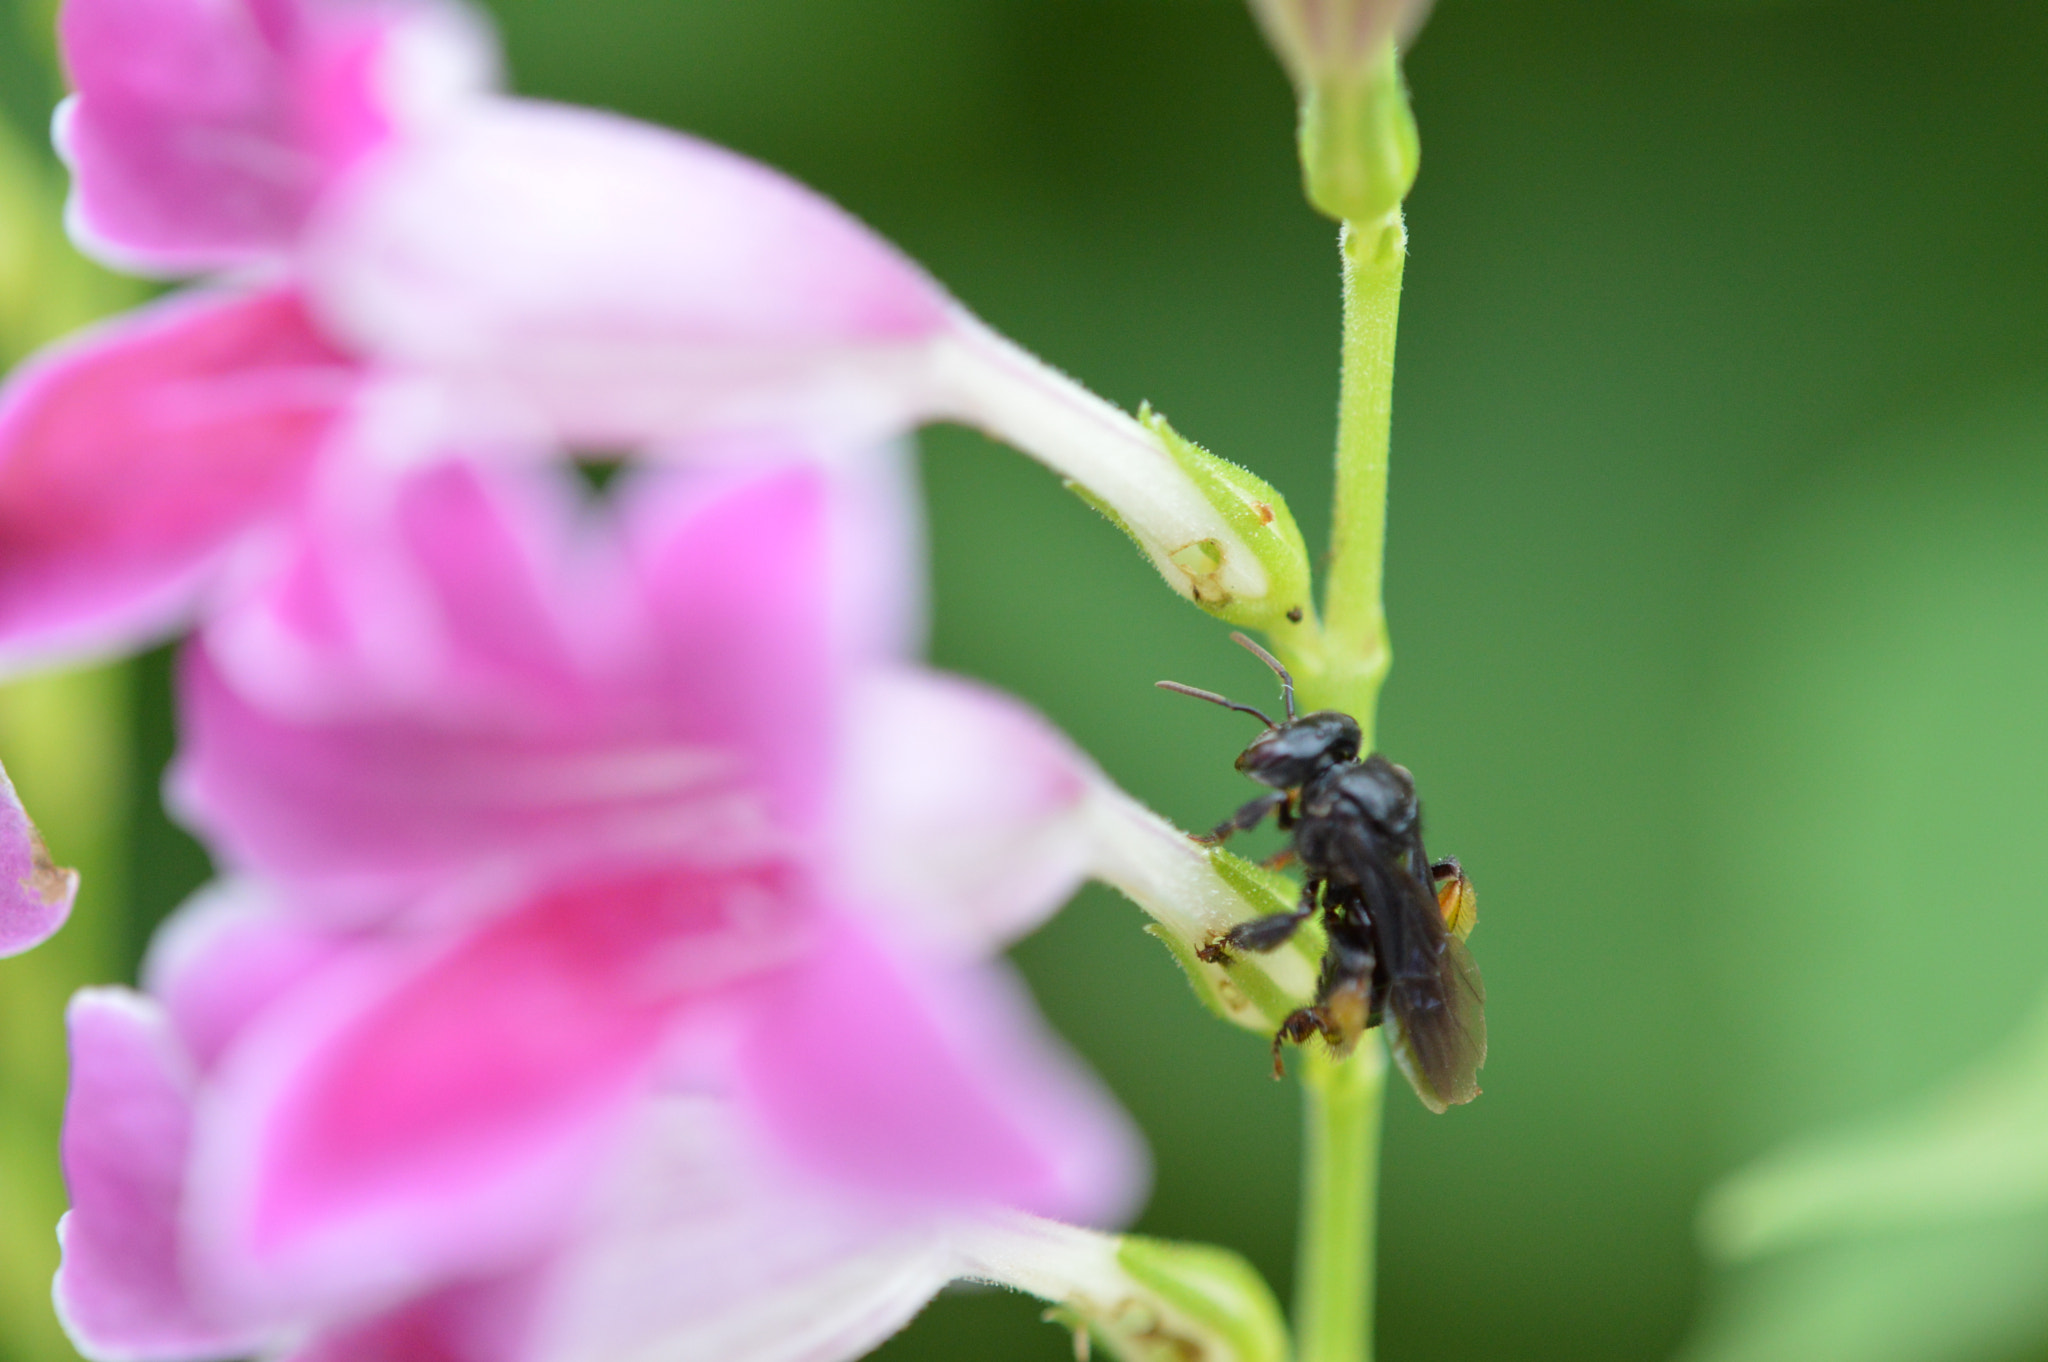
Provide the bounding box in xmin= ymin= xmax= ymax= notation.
xmin=1377 ymin=862 xmax=1487 ymax=1113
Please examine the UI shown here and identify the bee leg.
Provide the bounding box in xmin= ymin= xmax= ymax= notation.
xmin=1198 ymin=878 xmax=1321 ymax=963
xmin=1191 ymin=790 xmax=1288 ymax=846
xmin=1270 ymin=1007 xmax=1329 ymax=1079
xmin=1259 ymin=846 xmax=1298 ymax=872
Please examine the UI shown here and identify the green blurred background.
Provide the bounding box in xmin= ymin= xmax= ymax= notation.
xmin=7 ymin=1 xmax=2048 ymax=1360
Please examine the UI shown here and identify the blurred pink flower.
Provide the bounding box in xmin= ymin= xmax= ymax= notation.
xmin=0 ymin=0 xmax=1275 ymax=674
xmin=55 ymin=451 xmax=1145 ymax=1362
xmin=54 ymin=0 xmax=492 ymax=275
xmin=0 ymin=758 xmax=77 ymax=956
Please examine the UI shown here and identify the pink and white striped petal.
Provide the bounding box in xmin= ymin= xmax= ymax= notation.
xmin=736 ymin=916 xmax=1145 ymax=1229
xmin=0 ymin=285 xmax=358 ymax=674
xmin=56 ymin=0 xmax=495 ymax=274
xmin=173 ymin=462 xmax=841 ymax=917
xmin=301 ymin=98 xmax=953 ymax=450
xmin=186 ymin=864 xmax=799 ymax=1323
xmin=54 ymin=989 xmax=277 ymax=1362
xmin=831 ymin=669 xmax=1097 ymax=960
xmin=524 ymin=1099 xmax=956 ymax=1362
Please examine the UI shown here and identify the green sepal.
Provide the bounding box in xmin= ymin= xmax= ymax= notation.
xmin=1137 ymin=405 xmax=1315 ymax=631
xmin=1297 ymin=42 xmax=1419 ymax=224
xmin=1207 ymin=846 xmax=1328 ymax=969
xmin=1144 ymin=847 xmax=1323 ymax=1034
xmin=1108 ymin=1238 xmax=1293 ymax=1362
xmin=1146 ymin=924 xmax=1267 ymax=1035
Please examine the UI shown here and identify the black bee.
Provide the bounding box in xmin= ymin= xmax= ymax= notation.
xmin=1159 ymin=634 xmax=1486 ymax=1111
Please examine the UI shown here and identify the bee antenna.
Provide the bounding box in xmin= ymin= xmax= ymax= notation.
xmin=1228 ymin=632 xmax=1297 ymax=721
xmin=1155 ymin=681 xmax=1276 ymax=729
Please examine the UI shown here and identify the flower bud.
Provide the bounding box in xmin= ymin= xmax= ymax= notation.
xmin=1248 ymin=0 xmax=1434 ymax=87
xmin=956 ymin=1215 xmax=1290 ymax=1362
xmin=1246 ymin=0 xmax=1433 ymax=221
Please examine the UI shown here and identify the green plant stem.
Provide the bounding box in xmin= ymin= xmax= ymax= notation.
xmin=1294 ymin=1044 xmax=1387 ymax=1362
xmin=1284 ymin=211 xmax=1406 ymax=1362
xmin=1317 ymin=211 xmax=1406 ymax=726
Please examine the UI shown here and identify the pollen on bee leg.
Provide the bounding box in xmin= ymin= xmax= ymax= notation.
xmin=1432 ymin=857 xmax=1477 ymax=939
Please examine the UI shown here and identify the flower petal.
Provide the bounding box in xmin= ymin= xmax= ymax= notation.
xmin=54 ymin=988 xmax=274 ymax=1362
xmin=623 ymin=461 xmax=840 ymax=834
xmin=188 ymin=864 xmax=800 ymax=1320
xmin=736 ymin=916 xmax=1146 ymax=1227
xmin=621 ymin=436 xmax=927 ymax=669
xmin=527 ymin=1099 xmax=955 ymax=1362
xmin=280 ymin=1274 xmax=542 ymax=1362
xmin=0 ymin=285 xmax=357 ymax=673
xmin=55 ymin=0 xmax=496 ymax=274
xmin=142 ymin=879 xmax=350 ymax=1070
xmin=0 ymin=758 xmax=77 ymax=956
xmin=174 ymin=461 xmax=837 ymax=913
xmin=199 ymin=456 xmax=600 ymax=724
xmin=302 ymin=98 xmax=952 ymax=449
xmin=832 ymin=669 xmax=1096 ymax=959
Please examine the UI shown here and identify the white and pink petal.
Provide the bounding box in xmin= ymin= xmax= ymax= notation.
xmin=0 ymin=285 xmax=358 ymax=674
xmin=735 ymin=915 xmax=1145 ymax=1229
xmin=831 ymin=669 xmax=1098 ymax=960
xmin=55 ymin=989 xmax=276 ymax=1362
xmin=172 ymin=461 xmax=846 ymax=911
xmin=56 ymin=0 xmax=496 ymax=274
xmin=301 ymin=98 xmax=953 ymax=450
xmin=185 ymin=864 xmax=799 ymax=1322
xmin=525 ymin=1098 xmax=956 ymax=1362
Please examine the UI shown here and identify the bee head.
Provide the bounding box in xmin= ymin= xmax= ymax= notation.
xmin=1235 ymin=710 xmax=1361 ymax=789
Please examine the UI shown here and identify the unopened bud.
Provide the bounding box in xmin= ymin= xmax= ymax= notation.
xmin=1246 ymin=0 xmax=1433 ymax=221
xmin=1248 ymin=0 xmax=1434 ymax=87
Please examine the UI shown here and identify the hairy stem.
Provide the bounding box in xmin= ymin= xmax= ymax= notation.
xmin=1295 ymin=1044 xmax=1387 ymax=1362
xmin=1316 ymin=212 xmax=1406 ymax=727
xmin=1285 ymin=211 xmax=1406 ymax=1362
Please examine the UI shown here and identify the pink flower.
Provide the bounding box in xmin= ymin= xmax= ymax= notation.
xmin=0 ymin=0 xmax=1293 ymax=675
xmin=54 ymin=450 xmax=1145 ymax=1362
xmin=54 ymin=0 xmax=492 ymax=275
xmin=0 ymin=758 xmax=78 ymax=956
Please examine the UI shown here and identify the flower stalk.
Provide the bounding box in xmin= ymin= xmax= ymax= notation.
xmin=1293 ymin=1043 xmax=1386 ymax=1362
xmin=1315 ymin=212 xmax=1405 ymax=727
xmin=1264 ymin=203 xmax=1406 ymax=1362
